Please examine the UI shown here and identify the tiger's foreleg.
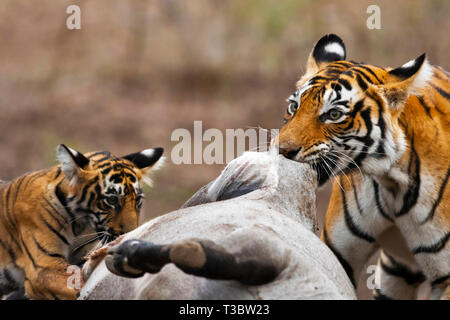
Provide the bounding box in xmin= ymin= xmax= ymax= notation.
xmin=23 ymin=258 xmax=84 ymax=300
xmin=105 ymin=238 xmax=279 ymax=285
xmin=322 ymin=177 xmax=394 ymax=288
xmin=18 ymin=232 xmax=83 ymax=299
xmin=372 ymin=250 xmax=426 ymax=300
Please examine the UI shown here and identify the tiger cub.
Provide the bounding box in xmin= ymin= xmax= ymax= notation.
xmin=276 ymin=34 xmax=449 ymax=299
xmin=0 ymin=144 xmax=164 ymax=299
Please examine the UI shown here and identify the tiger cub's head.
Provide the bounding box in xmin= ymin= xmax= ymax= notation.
xmin=276 ymin=34 xmax=432 ymax=185
xmin=56 ymin=144 xmax=164 ymax=243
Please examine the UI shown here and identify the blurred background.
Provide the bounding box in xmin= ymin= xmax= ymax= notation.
xmin=0 ymin=0 xmax=448 ymax=298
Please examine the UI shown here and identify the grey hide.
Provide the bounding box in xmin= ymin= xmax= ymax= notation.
xmin=79 ymin=151 xmax=356 ymax=300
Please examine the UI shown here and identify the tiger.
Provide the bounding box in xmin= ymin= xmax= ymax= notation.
xmin=275 ymin=34 xmax=449 ymax=299
xmin=0 ymin=144 xmax=164 ymax=299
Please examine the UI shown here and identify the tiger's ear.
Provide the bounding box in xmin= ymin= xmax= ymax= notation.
xmin=122 ymin=147 xmax=164 ymax=185
xmin=56 ymin=144 xmax=90 ymax=182
xmin=305 ymin=34 xmax=346 ymax=74
xmin=378 ymin=54 xmax=432 ymax=109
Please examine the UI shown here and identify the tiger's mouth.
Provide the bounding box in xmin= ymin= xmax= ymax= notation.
xmin=94 ymin=226 xmax=121 ymax=245
xmin=280 ymin=145 xmax=331 ymax=164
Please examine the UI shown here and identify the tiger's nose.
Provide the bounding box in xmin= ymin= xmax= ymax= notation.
xmin=279 ymin=146 xmax=301 ymax=159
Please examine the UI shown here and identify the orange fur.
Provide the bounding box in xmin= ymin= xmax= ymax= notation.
xmin=277 ymin=34 xmax=449 ymax=299
xmin=0 ymin=145 xmax=163 ymax=299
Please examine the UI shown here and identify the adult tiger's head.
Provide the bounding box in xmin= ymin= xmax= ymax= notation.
xmin=276 ymin=34 xmax=432 ymax=186
xmin=56 ymin=144 xmax=164 ymax=242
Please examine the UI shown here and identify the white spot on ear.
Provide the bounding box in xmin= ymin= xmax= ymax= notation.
xmin=140 ymin=149 xmax=155 ymax=157
xmin=401 ymin=59 xmax=415 ymax=69
xmin=324 ymin=43 xmax=345 ymax=58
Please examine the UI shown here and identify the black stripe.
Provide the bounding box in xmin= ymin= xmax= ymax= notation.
xmin=372 ymin=181 xmax=393 ymax=221
xmin=353 ymin=68 xmax=375 ymax=84
xmin=332 ymin=61 xmax=355 ymax=68
xmin=0 ymin=212 xmax=20 ymax=252
xmin=326 ymin=68 xmax=344 ymax=76
xmin=0 ymin=238 xmax=16 ymax=260
xmin=323 ymin=227 xmax=355 ymax=286
xmin=381 ymin=252 xmax=426 ymax=285
xmin=41 ymin=205 xmax=66 ymax=231
xmin=313 ymin=162 xmax=332 ymax=186
xmin=70 ymin=236 xmax=100 ymax=257
xmin=40 ymin=216 xmax=69 ymax=245
xmin=12 ymin=175 xmax=26 ymax=205
xmin=55 ymin=182 xmax=68 ymax=207
xmin=337 ymin=78 xmax=352 ymax=91
xmin=366 ymin=92 xmax=386 ymax=139
xmin=341 ymin=99 xmax=364 ymax=131
xmin=350 ymin=176 xmax=363 ymax=215
xmin=431 ymin=83 xmax=450 ymax=100
xmin=4 ymin=184 xmax=18 ymax=232
xmin=42 ymin=196 xmax=69 ymax=225
xmin=308 ymin=75 xmax=331 ymax=84
xmin=416 ymin=96 xmax=432 ymax=118
xmin=358 ymin=65 xmax=382 ymax=83
xmin=340 ymin=178 xmax=375 ymax=243
xmin=33 ymin=236 xmax=65 ymax=259
xmin=54 ymin=167 xmax=62 ymax=180
xmin=54 ymin=182 xmax=74 ymax=220
xmin=431 ymin=274 xmax=450 ymax=287
xmin=97 ymin=162 xmax=112 ymax=169
xmin=77 ymin=177 xmax=98 ymax=205
xmin=95 ymin=156 xmax=110 ymax=163
xmin=87 ymin=192 xmax=96 ymax=209
xmin=342 ymin=109 xmax=374 ymax=172
xmin=21 ymin=171 xmax=45 ymax=191
xmin=19 ymin=237 xmax=40 ymax=269
xmin=412 ymin=231 xmax=450 ymax=255
xmin=88 ymin=151 xmax=111 ymax=159
xmin=355 ymin=73 xmax=368 ymax=91
xmin=420 ymin=167 xmax=450 ymax=224
xmin=421 ymin=167 xmax=450 ymax=224
xmin=396 ymin=138 xmax=421 ymax=217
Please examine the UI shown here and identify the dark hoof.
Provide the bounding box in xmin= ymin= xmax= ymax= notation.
xmin=105 ymin=239 xmax=169 ymax=278
xmin=105 ymin=240 xmax=146 ymax=278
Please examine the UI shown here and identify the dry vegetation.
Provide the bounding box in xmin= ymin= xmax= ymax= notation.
xmin=0 ymin=0 xmax=448 ymax=300
xmin=0 ymin=0 xmax=448 ymax=223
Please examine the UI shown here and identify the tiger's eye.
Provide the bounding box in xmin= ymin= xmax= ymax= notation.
xmin=105 ymin=196 xmax=118 ymax=206
xmin=329 ymin=109 xmax=342 ymax=120
xmin=288 ymin=102 xmax=298 ymax=115
xmin=135 ymin=196 xmax=144 ymax=209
